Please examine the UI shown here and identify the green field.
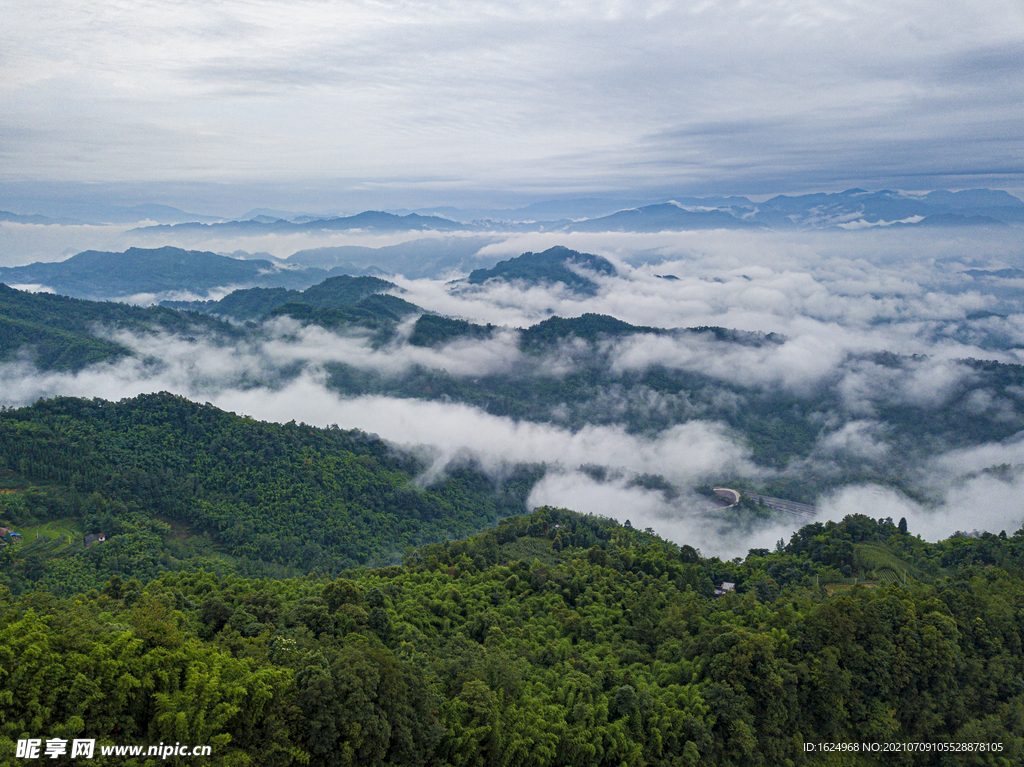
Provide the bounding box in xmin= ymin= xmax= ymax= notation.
xmin=15 ymin=519 xmax=84 ymax=554
xmin=875 ymin=567 xmax=902 ymax=586
xmin=853 ymin=542 xmax=933 ymax=584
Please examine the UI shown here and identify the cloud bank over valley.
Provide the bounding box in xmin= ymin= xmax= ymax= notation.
xmin=3 ymin=223 xmax=1024 ymax=554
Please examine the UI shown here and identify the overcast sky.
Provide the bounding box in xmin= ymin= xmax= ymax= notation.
xmin=3 ymin=0 xmax=1023 ymax=211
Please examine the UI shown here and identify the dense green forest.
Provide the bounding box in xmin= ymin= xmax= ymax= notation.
xmin=2 ymin=504 xmax=1023 ymax=766
xmin=0 ymin=284 xmax=239 ymax=371
xmin=267 ymin=294 xmax=422 ymax=339
xmin=165 ymin=275 xmax=418 ymax=323
xmin=0 ymin=393 xmax=541 ymax=593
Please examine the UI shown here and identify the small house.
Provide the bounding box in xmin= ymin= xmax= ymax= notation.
xmin=85 ymin=533 xmax=106 ymax=548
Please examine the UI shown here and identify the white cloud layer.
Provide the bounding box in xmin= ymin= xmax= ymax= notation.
xmin=0 ymin=222 xmax=136 ymax=266
xmin=17 ymin=342 xmax=1013 ymax=562
xmin=3 ymin=225 xmax=1024 ymax=555
xmin=818 ymin=477 xmax=1024 ymax=545
xmin=2 ymin=296 xmax=1023 ymax=557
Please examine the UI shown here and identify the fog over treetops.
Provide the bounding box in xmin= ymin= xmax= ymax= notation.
xmin=3 ymin=213 xmax=1024 ymax=557
xmin=5 ymin=3 xmax=1024 ymax=760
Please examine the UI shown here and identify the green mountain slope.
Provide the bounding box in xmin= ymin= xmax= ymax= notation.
xmin=0 ymin=246 xmax=327 ymax=299
xmin=174 ymin=274 xmax=421 ymax=324
xmin=299 ymin=275 xmax=399 ymax=308
xmin=0 ymin=393 xmax=541 ymax=592
xmin=2 ymin=507 xmax=1023 ymax=766
xmin=197 ymin=286 xmax=303 ymax=320
xmin=408 ymin=314 xmax=499 ymax=347
xmin=466 ymin=246 xmax=617 ymax=296
xmin=0 ymin=283 xmax=237 ymax=371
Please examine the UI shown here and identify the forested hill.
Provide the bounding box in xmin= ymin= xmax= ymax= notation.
xmin=406 ymin=310 xmax=780 ymax=350
xmin=465 ymin=247 xmax=617 ymax=295
xmin=0 ymin=246 xmax=327 ymax=299
xmin=0 ymin=283 xmax=238 ymax=371
xmin=0 ymin=393 xmax=541 ymax=592
xmin=165 ymin=274 xmax=420 ymax=323
xmin=2 ymin=506 xmax=1023 ymax=766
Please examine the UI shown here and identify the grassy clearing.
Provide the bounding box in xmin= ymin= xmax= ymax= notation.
xmin=875 ymin=568 xmax=902 ymax=586
xmin=18 ymin=518 xmax=84 ymax=553
xmin=853 ymin=543 xmax=932 ymax=584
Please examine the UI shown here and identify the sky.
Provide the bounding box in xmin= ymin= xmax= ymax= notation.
xmin=3 ymin=0 xmax=1024 ymax=213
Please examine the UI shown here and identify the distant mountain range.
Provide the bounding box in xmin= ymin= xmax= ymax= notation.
xmin=125 ymin=202 xmax=780 ymax=235
xmin=564 ymin=203 xmax=762 ymax=232
xmin=0 ymin=211 xmax=86 ymax=226
xmin=409 ymin=195 xmax=756 ymax=223
xmin=0 ymin=203 xmax=223 ymax=226
xmin=745 ymin=188 xmax=1024 ymax=229
xmin=896 ymin=213 xmax=1009 ymax=228
xmin=284 ymin=236 xmax=502 ymax=279
xmin=271 ymin=188 xmax=1024 ymax=231
xmin=133 ymin=210 xmax=469 ymax=237
xmin=6 ymin=188 xmax=1021 ymax=235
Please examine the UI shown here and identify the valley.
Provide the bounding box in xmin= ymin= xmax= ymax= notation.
xmin=2 ymin=197 xmax=1024 ymax=766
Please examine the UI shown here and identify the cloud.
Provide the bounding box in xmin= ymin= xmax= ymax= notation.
xmin=1 ymin=316 xmax=1021 ymax=556
xmin=928 ymin=434 xmax=1024 ymax=478
xmin=808 ymin=429 xmax=1024 ymax=542
xmin=818 ymin=476 xmax=1024 ymax=543
xmin=7 ymin=283 xmax=55 ymax=294
xmin=836 ymin=357 xmax=978 ymax=415
xmin=212 ymin=379 xmax=756 ymax=484
xmin=605 ymin=330 xmax=846 ymax=394
xmin=815 ymin=421 xmax=891 ymax=461
xmin=252 ymin=317 xmax=525 ymax=378
xmin=3 ymin=0 xmax=1022 ymax=196
xmin=3 ymin=224 xmax=1024 ymax=556
xmin=0 ymin=222 xmax=134 ymax=266
xmin=388 ymin=228 xmax=1020 ymax=338
xmin=525 ymin=470 xmax=806 ymax=560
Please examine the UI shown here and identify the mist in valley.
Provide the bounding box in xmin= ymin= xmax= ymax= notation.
xmin=2 ymin=225 xmax=1024 ymax=556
